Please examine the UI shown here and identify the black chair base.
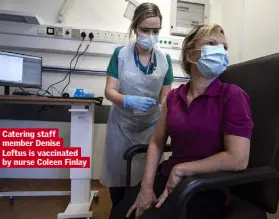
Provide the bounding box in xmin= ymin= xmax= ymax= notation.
xmin=222 ymin=195 xmax=267 ymax=219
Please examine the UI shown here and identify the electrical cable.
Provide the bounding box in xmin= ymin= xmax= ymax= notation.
xmin=51 ymin=85 xmax=62 ymax=96
xmin=61 ymin=43 xmax=90 ymax=95
xmin=60 ymin=34 xmax=93 ymax=95
xmin=15 ymin=87 xmax=51 ymax=96
xmin=38 ymin=42 xmax=83 ymax=97
xmin=36 ymin=32 xmax=91 ymax=97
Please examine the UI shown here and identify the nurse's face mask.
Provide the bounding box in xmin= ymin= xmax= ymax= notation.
xmin=136 ymin=27 xmax=161 ymax=50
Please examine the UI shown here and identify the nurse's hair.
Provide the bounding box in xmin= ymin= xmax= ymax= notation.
xmin=181 ymin=24 xmax=225 ymax=74
xmin=129 ymin=2 xmax=162 ymax=39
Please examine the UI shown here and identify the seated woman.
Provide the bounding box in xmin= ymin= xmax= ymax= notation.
xmin=110 ymin=24 xmax=254 ymax=219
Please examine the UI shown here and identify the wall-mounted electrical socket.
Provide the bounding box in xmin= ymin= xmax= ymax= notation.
xmin=94 ymin=31 xmax=101 ymax=40
xmin=159 ymin=37 xmax=173 ymax=49
xmin=54 ymin=27 xmax=63 ymax=37
xmin=72 ymin=29 xmax=81 ymax=39
xmin=131 ymin=34 xmax=136 ymax=41
xmin=171 ymin=39 xmax=183 ymax=49
xmin=103 ymin=32 xmax=110 ymax=41
xmin=115 ymin=33 xmax=122 ymax=42
xmin=35 ymin=25 xmax=183 ymax=49
xmin=109 ymin=33 xmax=115 ymax=41
xmin=123 ymin=33 xmax=129 ymax=42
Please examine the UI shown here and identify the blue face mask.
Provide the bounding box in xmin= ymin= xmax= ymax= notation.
xmin=195 ymin=45 xmax=229 ymax=79
xmin=137 ymin=33 xmax=159 ymax=50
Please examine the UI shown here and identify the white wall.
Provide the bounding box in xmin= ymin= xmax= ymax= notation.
xmin=0 ymin=0 xmax=279 ymax=180
xmin=1 ymin=0 xmax=177 ymax=36
xmin=242 ymin=0 xmax=279 ymax=61
xmin=210 ymin=0 xmax=279 ymax=64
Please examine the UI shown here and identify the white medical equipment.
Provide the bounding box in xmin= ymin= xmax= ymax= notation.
xmin=170 ymin=0 xmax=210 ymax=36
xmin=124 ymin=0 xmax=140 ymax=21
xmin=0 ymin=9 xmax=42 ymax=25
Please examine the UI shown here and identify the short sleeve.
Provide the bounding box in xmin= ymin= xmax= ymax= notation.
xmin=223 ymin=87 xmax=254 ymax=139
xmin=106 ymin=47 xmax=122 ymax=79
xmin=163 ymin=54 xmax=174 ymax=85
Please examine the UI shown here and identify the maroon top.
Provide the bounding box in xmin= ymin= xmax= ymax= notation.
xmin=161 ymin=78 xmax=254 ymax=176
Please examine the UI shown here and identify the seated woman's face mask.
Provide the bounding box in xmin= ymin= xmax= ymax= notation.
xmin=193 ymin=45 xmax=229 ymax=79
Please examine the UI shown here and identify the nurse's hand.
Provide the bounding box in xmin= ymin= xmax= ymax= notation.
xmin=126 ymin=187 xmax=157 ymax=218
xmin=124 ymin=95 xmax=156 ymax=112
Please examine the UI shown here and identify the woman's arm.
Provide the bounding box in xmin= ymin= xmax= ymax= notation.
xmin=126 ymin=100 xmax=169 ymax=217
xmin=175 ymin=135 xmax=250 ymax=177
xmin=104 ymin=75 xmax=124 ymax=105
xmin=156 ymin=135 xmax=250 ymax=208
xmin=159 ymin=84 xmax=171 ymax=104
xmin=156 ymin=88 xmax=253 ymax=208
xmin=141 ymin=101 xmax=169 ymax=189
xmin=175 ymin=88 xmax=253 ymax=177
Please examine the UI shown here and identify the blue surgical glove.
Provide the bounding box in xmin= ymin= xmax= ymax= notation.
xmin=124 ymin=95 xmax=156 ymax=112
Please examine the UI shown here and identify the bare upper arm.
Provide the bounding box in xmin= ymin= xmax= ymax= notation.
xmin=224 ymin=135 xmax=250 ymax=169
xmin=105 ymin=75 xmax=119 ymax=90
xmin=151 ymin=101 xmax=169 ymax=148
xmin=160 ymin=85 xmax=171 ymax=97
xmin=160 ymin=85 xmax=171 ymax=104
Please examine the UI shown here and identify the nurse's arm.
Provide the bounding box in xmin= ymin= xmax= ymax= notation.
xmin=174 ymin=135 xmax=250 ymax=177
xmin=159 ymin=84 xmax=171 ymax=104
xmin=141 ymin=101 xmax=169 ymax=190
xmin=105 ymin=75 xmax=124 ymax=105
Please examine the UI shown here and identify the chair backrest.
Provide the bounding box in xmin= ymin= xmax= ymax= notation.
xmin=219 ymin=53 xmax=279 ymax=213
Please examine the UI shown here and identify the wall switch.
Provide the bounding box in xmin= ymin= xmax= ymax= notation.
xmin=46 ymin=27 xmax=55 ymax=35
xmin=172 ymin=39 xmax=183 ymax=49
xmin=37 ymin=26 xmax=46 ymax=35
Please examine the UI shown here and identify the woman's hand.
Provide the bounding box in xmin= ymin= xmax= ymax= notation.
xmin=156 ymin=165 xmax=184 ymax=208
xmin=126 ymin=187 xmax=157 ymax=218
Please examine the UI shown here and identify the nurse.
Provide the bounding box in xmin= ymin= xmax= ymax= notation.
xmin=100 ymin=2 xmax=174 ymax=213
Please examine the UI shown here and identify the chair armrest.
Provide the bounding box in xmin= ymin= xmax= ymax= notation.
xmin=170 ymin=166 xmax=279 ymax=209
xmin=123 ymin=144 xmax=171 ymax=161
xmin=123 ymin=144 xmax=149 ymax=161
xmin=124 ymin=144 xmax=171 ymax=188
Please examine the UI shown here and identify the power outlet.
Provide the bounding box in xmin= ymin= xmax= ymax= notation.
xmin=171 ymin=39 xmax=183 ymax=49
xmin=103 ymin=32 xmax=110 ymax=41
xmin=94 ymin=31 xmax=101 ymax=40
xmin=116 ymin=33 xmax=123 ymax=42
xmin=131 ymin=34 xmax=136 ymax=41
xmin=159 ymin=37 xmax=172 ymax=49
xmin=123 ymin=33 xmax=129 ymax=42
xmin=72 ymin=29 xmax=81 ymax=39
xmin=109 ymin=33 xmax=115 ymax=41
xmin=54 ymin=27 xmax=63 ymax=37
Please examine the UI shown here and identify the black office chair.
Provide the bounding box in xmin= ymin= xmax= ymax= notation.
xmin=123 ymin=53 xmax=279 ymax=219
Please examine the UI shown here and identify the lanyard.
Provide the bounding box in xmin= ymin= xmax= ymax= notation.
xmin=134 ymin=46 xmax=154 ymax=74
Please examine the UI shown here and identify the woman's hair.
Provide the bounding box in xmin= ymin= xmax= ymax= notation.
xmin=181 ymin=24 xmax=225 ymax=74
xmin=129 ymin=2 xmax=162 ymax=39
